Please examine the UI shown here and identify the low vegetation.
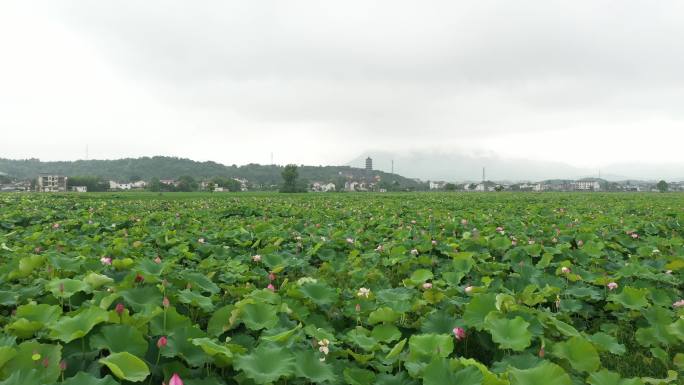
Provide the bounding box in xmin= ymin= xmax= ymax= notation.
xmin=0 ymin=192 xmax=682 ymax=384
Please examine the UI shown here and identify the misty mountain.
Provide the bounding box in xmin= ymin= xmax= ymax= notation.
xmin=350 ymin=151 xmax=684 ymax=182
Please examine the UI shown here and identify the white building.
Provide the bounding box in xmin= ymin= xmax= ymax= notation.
xmin=429 ymin=181 xmax=447 ymax=190
xmin=574 ymin=181 xmax=600 ymax=191
xmin=37 ymin=174 xmax=67 ymax=192
xmin=71 ymin=186 xmax=87 ymax=193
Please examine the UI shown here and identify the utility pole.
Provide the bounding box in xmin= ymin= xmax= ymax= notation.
xmin=482 ymin=167 xmax=485 ymax=183
xmin=270 ymin=152 xmax=273 ymax=165
xmin=391 ymin=160 xmax=394 ymax=175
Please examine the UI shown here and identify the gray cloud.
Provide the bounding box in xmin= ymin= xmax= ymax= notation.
xmin=1 ymin=0 xmax=683 ymax=172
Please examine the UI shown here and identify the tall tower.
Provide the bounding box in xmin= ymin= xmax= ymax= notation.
xmin=365 ymin=157 xmax=373 ymax=171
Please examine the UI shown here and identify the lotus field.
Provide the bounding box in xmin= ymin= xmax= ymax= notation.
xmin=1 ymin=192 xmax=683 ymax=385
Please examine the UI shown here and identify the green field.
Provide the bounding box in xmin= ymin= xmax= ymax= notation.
xmin=0 ymin=192 xmax=683 ymax=385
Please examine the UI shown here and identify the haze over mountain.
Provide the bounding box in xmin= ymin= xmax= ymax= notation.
xmin=350 ymin=151 xmax=684 ymax=182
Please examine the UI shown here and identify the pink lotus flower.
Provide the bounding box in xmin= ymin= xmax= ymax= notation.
xmin=673 ymin=299 xmax=684 ymax=308
xmin=431 ymin=240 xmax=437 ymax=246
xmin=464 ymin=286 xmax=473 ymax=294
xmin=157 ymin=336 xmax=168 ymax=348
xmin=561 ymin=266 xmax=571 ymax=274
xmin=346 ymin=238 xmax=354 ymax=244
xmin=410 ymin=249 xmax=418 ymax=256
xmin=162 ymin=297 xmax=170 ymax=308
xmin=267 ymin=283 xmax=275 ymax=292
xmin=461 ymin=219 xmax=468 ymax=225
xmin=154 ymin=256 xmax=162 ymax=264
xmin=511 ymin=240 xmax=518 ymax=246
xmin=100 ymin=256 xmax=112 ymax=265
xmin=631 ymin=233 xmax=639 ymax=239
xmin=453 ymin=327 xmax=466 ymax=341
xmin=528 ymin=240 xmax=535 ymax=245
xmin=375 ymin=245 xmax=383 ymax=252
xmin=538 ymin=346 xmax=545 ymax=358
xmin=198 ymin=238 xmax=205 ymax=244
xmin=268 ymin=272 xmax=276 ymax=281
xmin=52 ymin=223 xmax=60 ymax=229
xmin=577 ymin=240 xmax=584 ymax=247
xmin=422 ymin=282 xmax=433 ymax=290
xmin=252 ymin=254 xmax=261 ymax=262
xmin=169 ymin=373 xmax=183 ymax=385
xmin=552 ymin=237 xmax=558 ymax=243
xmin=355 ymin=303 xmax=361 ymax=312
xmin=115 ymin=303 xmax=125 ymax=315
xmin=607 ymin=282 xmax=618 ymax=291
xmin=59 ymin=360 xmax=67 ymax=371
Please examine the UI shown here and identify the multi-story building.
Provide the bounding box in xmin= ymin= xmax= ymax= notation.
xmin=37 ymin=174 xmax=67 ymax=192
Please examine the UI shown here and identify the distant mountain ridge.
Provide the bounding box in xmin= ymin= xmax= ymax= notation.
xmin=350 ymin=151 xmax=684 ymax=182
xmin=0 ymin=156 xmax=422 ymax=187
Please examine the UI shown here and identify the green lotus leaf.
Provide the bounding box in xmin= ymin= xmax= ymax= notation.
xmin=551 ymin=336 xmax=600 ymax=373
xmin=609 ymin=287 xmax=649 ymax=310
xmin=60 ymin=372 xmax=120 ymax=385
xmin=261 ymin=323 xmax=302 ymax=343
xmin=543 ymin=315 xmax=580 ymax=337
xmin=0 ymin=369 xmax=44 ymax=385
xmin=207 ymin=305 xmax=234 ymax=337
xmin=190 ymin=337 xmax=233 ymax=360
xmin=423 ymin=358 xmax=483 ymax=385
xmin=346 ymin=327 xmax=379 ymax=351
xmin=9 ymin=254 xmax=45 ymax=279
xmin=369 ymin=307 xmax=400 ymax=324
xmin=83 ymin=272 xmax=114 ymax=289
xmin=385 ymin=338 xmax=407 ymax=360
xmin=293 ymin=350 xmax=336 ymax=383
xmin=371 ymin=324 xmax=402 ymax=343
xmin=177 ymin=289 xmax=215 ymax=312
xmin=90 ymin=324 xmax=149 ymax=357
xmin=7 ymin=303 xmax=61 ymax=338
xmin=162 ymin=325 xmax=209 ymax=367
xmin=112 ymin=258 xmax=134 ymax=270
xmin=49 ymin=306 xmax=109 ymax=343
xmin=588 ymin=369 xmax=644 ymax=385
xmin=0 ymin=346 xmax=17 ymax=370
xmin=408 ymin=334 xmax=453 ymax=360
xmin=587 ymin=332 xmax=626 ymax=355
xmin=183 ymin=272 xmax=220 ymax=294
xmin=343 ymin=367 xmax=376 ymax=385
xmin=421 ymin=311 xmax=458 ymax=334
xmin=409 ymin=269 xmax=434 ymax=283
xmin=485 ymin=316 xmax=532 ymax=351
xmin=668 ymin=318 xmax=684 ymax=342
xmin=47 ymin=278 xmax=90 ymax=299
xmin=120 ymin=286 xmax=163 ymax=314
xmin=463 ymin=294 xmax=497 ymax=330
xmin=149 ymin=306 xmax=193 ymax=336
xmin=240 ymin=302 xmax=278 ymax=330
xmin=299 ymin=282 xmax=338 ymax=307
xmin=376 ymin=288 xmax=414 ymax=313
xmin=509 ymin=362 xmax=572 ymax=385
xmin=98 ymin=352 xmax=150 ymax=382
xmin=234 ymin=345 xmax=295 ymax=384
xmin=375 ymin=372 xmax=417 ymax=385
xmin=1 ymin=341 xmax=61 ymax=384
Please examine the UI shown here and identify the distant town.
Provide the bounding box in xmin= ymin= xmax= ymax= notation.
xmin=0 ymin=156 xmax=681 ymax=193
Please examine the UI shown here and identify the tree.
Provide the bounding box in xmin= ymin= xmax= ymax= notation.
xmin=176 ymin=175 xmax=198 ymax=192
xmin=444 ymin=183 xmax=457 ymax=191
xmin=280 ymin=164 xmax=301 ymax=193
xmin=657 ymin=180 xmax=669 ymax=193
xmin=149 ymin=178 xmax=162 ymax=192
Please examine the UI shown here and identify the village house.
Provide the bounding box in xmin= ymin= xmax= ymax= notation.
xmin=37 ymin=174 xmax=67 ymax=192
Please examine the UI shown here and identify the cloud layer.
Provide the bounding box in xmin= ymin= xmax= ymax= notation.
xmin=1 ymin=1 xmax=683 ymax=171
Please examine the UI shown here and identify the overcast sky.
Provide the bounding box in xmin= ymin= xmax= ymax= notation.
xmin=2 ymin=1 xmax=684 ymax=171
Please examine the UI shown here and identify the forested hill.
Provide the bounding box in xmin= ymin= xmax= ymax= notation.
xmin=0 ymin=157 xmax=423 ymax=187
